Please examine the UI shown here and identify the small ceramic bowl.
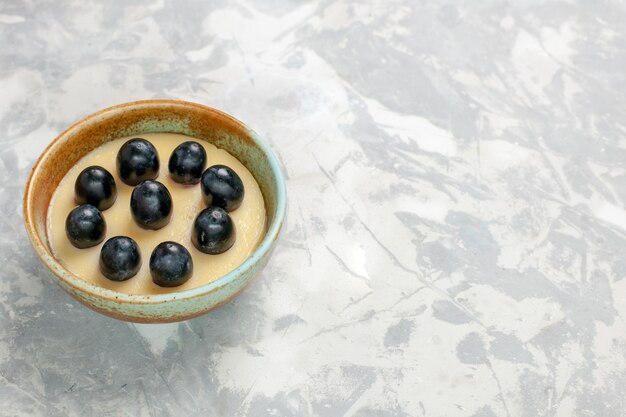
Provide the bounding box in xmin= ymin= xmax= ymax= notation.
xmin=24 ymin=100 xmax=286 ymax=323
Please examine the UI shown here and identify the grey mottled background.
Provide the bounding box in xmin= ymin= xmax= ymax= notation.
xmin=2 ymin=1 xmax=626 ymax=416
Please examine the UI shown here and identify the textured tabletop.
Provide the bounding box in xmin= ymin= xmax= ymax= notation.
xmin=2 ymin=1 xmax=626 ymax=416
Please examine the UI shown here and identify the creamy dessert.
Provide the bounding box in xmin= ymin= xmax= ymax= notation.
xmin=47 ymin=133 xmax=266 ymax=295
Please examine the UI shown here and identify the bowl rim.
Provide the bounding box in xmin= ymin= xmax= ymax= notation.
xmin=23 ymin=99 xmax=286 ymax=305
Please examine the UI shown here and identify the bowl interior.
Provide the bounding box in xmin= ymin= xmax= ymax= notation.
xmin=25 ymin=100 xmax=284 ymax=300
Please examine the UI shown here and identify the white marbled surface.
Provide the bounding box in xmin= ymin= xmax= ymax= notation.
xmin=2 ymin=1 xmax=626 ymax=416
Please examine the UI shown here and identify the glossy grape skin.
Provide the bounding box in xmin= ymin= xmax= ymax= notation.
xmin=99 ymin=236 xmax=141 ymax=281
xmin=130 ymin=180 xmax=173 ymax=230
xmin=191 ymin=206 xmax=235 ymax=254
xmin=116 ymin=138 xmax=160 ymax=186
xmin=150 ymin=241 xmax=193 ymax=287
xmin=65 ymin=204 xmax=106 ymax=249
xmin=74 ymin=166 xmax=117 ymax=210
xmin=200 ymin=165 xmax=244 ymax=212
xmin=168 ymin=141 xmax=207 ymax=185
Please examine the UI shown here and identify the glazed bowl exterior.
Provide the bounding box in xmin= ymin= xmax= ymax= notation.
xmin=23 ymin=100 xmax=286 ymax=323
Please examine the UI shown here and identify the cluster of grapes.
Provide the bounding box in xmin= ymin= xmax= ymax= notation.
xmin=65 ymin=138 xmax=244 ymax=287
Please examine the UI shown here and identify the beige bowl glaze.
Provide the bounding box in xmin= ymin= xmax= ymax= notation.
xmin=23 ymin=100 xmax=286 ymax=323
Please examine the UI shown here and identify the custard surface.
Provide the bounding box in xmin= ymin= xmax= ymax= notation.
xmin=47 ymin=133 xmax=266 ymax=295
